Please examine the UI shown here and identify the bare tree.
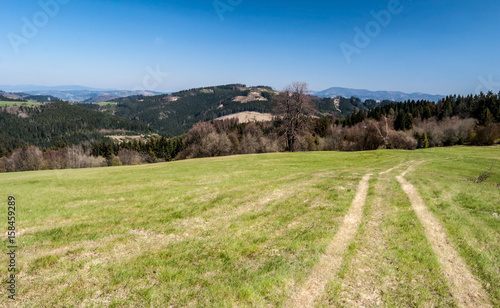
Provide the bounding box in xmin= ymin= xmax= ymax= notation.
xmin=118 ymin=149 xmax=147 ymax=165
xmin=372 ymin=116 xmax=391 ymax=149
xmin=272 ymin=82 xmax=317 ymax=151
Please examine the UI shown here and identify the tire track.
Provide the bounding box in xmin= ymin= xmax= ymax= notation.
xmin=287 ymin=173 xmax=372 ymax=308
xmin=397 ymin=167 xmax=492 ymax=308
xmin=379 ymin=161 xmax=407 ymax=175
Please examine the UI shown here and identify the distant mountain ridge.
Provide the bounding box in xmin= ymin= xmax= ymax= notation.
xmin=0 ymin=85 xmax=108 ymax=92
xmin=314 ymin=87 xmax=445 ymax=102
xmin=1 ymin=84 xmax=445 ymax=103
xmin=0 ymin=85 xmax=163 ymax=102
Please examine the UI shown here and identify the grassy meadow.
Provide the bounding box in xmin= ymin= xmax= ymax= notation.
xmin=96 ymin=102 xmax=118 ymax=115
xmin=0 ymin=147 xmax=498 ymax=307
xmin=96 ymin=102 xmax=118 ymax=106
xmin=0 ymin=101 xmax=42 ymax=107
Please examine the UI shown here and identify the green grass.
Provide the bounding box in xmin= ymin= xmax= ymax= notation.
xmin=0 ymin=147 xmax=498 ymax=307
xmin=406 ymin=147 xmax=500 ymax=307
xmin=96 ymin=102 xmax=118 ymax=115
xmin=0 ymin=100 xmax=42 ymax=107
xmin=321 ymin=176 xmax=455 ymax=307
xmin=96 ymin=102 xmax=118 ymax=106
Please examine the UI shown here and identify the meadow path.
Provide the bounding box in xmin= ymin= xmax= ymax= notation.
xmin=287 ymin=173 xmax=372 ymax=307
xmin=288 ymin=161 xmax=492 ymax=308
xmin=397 ymin=165 xmax=491 ymax=308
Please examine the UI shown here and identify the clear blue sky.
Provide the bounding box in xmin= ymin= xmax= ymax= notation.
xmin=1 ymin=0 xmax=499 ymax=94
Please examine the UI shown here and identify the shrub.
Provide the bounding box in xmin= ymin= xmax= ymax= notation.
xmin=412 ymin=117 xmax=476 ymax=147
xmin=43 ymin=148 xmax=69 ymax=170
xmin=0 ymin=157 xmax=6 ymax=173
xmin=201 ymin=133 xmax=232 ymax=157
xmin=292 ymin=135 xmax=309 ymax=152
xmin=85 ymin=156 xmax=107 ymax=168
xmin=470 ymin=124 xmax=500 ymax=146
xmin=68 ymin=146 xmax=107 ymax=169
xmin=7 ymin=146 xmax=45 ymax=172
xmin=227 ymin=132 xmax=240 ymax=154
xmin=187 ymin=122 xmax=216 ymax=144
xmin=344 ymin=122 xmax=384 ymax=151
xmin=472 ymin=163 xmax=495 ymax=183
xmin=389 ymin=131 xmax=417 ymax=150
xmin=240 ymin=134 xmax=259 ymax=154
xmin=111 ymin=156 xmax=123 ymax=166
xmin=321 ymin=125 xmax=345 ymax=151
xmin=118 ymin=149 xmax=147 ymax=165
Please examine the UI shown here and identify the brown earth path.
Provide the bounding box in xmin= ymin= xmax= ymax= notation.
xmin=328 ymin=164 xmax=413 ymax=307
xmin=397 ymin=166 xmax=492 ymax=308
xmin=286 ymin=173 xmax=372 ymax=308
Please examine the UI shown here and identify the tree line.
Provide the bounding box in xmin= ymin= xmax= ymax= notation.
xmin=340 ymin=92 xmax=500 ymax=130
xmin=1 ymin=83 xmax=499 ymax=173
xmin=0 ymin=135 xmax=184 ymax=173
xmin=177 ymin=84 xmax=499 ymax=158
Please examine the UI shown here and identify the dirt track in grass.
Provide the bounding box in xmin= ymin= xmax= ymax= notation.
xmin=286 ymin=173 xmax=372 ymax=307
xmin=288 ymin=161 xmax=492 ymax=307
xmin=397 ymin=165 xmax=491 ymax=308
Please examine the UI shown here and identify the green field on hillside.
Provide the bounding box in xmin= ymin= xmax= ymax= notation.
xmin=96 ymin=102 xmax=118 ymax=115
xmin=0 ymin=147 xmax=498 ymax=307
xmin=96 ymin=102 xmax=118 ymax=106
xmin=0 ymin=101 xmax=42 ymax=107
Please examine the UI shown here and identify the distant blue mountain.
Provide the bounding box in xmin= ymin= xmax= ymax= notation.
xmin=0 ymin=85 xmax=164 ymax=102
xmin=314 ymin=87 xmax=445 ymax=102
xmin=0 ymin=85 xmax=109 ymax=92
xmin=0 ymin=84 xmax=445 ymax=103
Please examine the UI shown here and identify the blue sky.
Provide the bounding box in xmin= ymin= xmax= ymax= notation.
xmin=1 ymin=0 xmax=499 ymax=94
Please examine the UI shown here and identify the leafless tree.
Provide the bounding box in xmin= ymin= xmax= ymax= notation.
xmin=412 ymin=117 xmax=476 ymax=147
xmin=272 ymin=82 xmax=317 ymax=151
xmin=44 ymin=148 xmax=69 ymax=170
xmin=372 ymin=116 xmax=391 ymax=149
xmin=118 ymin=149 xmax=147 ymax=165
xmin=67 ymin=145 xmax=106 ymax=169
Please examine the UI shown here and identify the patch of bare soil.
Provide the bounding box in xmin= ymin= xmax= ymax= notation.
xmin=397 ymin=170 xmax=492 ymax=308
xmin=216 ymin=111 xmax=273 ymax=123
xmin=287 ymin=174 xmax=372 ymax=308
xmin=232 ymin=91 xmax=268 ymax=103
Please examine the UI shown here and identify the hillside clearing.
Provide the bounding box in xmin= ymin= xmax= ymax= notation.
xmin=216 ymin=111 xmax=273 ymax=123
xmin=96 ymin=102 xmax=118 ymax=106
xmin=0 ymin=101 xmax=42 ymax=107
xmin=0 ymin=147 xmax=498 ymax=307
xmin=232 ymin=92 xmax=268 ymax=103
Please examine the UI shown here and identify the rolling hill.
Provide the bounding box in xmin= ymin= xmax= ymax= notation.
xmin=0 ymin=101 xmax=151 ymax=151
xmin=314 ymin=87 xmax=445 ymax=102
xmin=105 ymin=84 xmax=370 ymax=137
xmin=110 ymin=84 xmax=276 ymax=136
xmin=0 ymin=84 xmax=373 ymax=151
xmin=0 ymin=85 xmax=163 ymax=102
xmin=1 ymin=84 xmax=446 ymax=139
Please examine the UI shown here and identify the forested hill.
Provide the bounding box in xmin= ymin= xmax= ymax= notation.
xmin=108 ymin=84 xmax=368 ymax=136
xmin=111 ymin=84 xmax=273 ymax=136
xmin=0 ymin=102 xmax=151 ymax=154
